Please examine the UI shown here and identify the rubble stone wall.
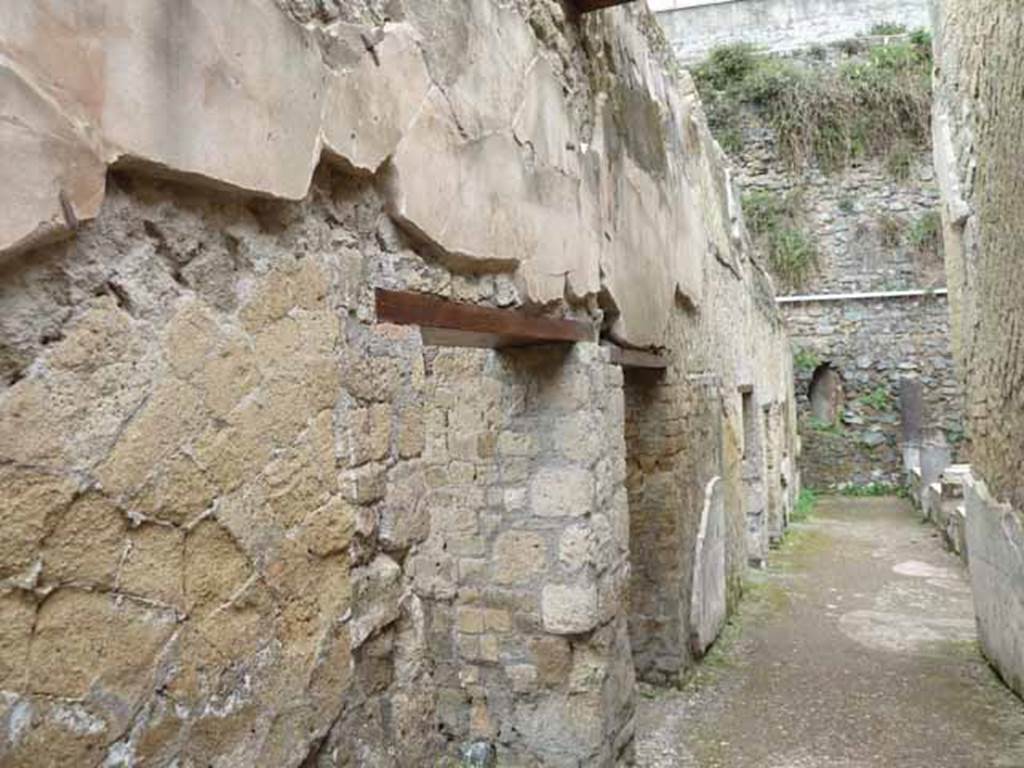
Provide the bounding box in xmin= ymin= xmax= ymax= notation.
xmin=786 ymin=294 xmax=961 ymax=487
xmin=0 ymin=1 xmax=798 ymax=765
xmin=737 ymin=126 xmax=958 ymax=489
xmin=681 ymin=38 xmax=965 ymax=490
xmin=932 ymin=0 xmax=1024 ymax=699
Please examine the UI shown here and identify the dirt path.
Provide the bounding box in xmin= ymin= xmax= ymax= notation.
xmin=635 ymin=496 xmax=1024 ymax=768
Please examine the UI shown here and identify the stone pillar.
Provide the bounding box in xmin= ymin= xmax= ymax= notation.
xmin=689 ymin=476 xmax=726 ymax=658
xmin=900 ymin=376 xmax=925 ymax=479
xmin=418 ymin=343 xmax=634 ymax=767
xmin=764 ymin=402 xmax=785 ymax=546
xmin=741 ymin=389 xmax=769 ymax=567
xmin=900 ymin=376 xmax=924 ymax=445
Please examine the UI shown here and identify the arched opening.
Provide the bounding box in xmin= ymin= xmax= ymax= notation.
xmin=809 ymin=363 xmax=844 ymax=424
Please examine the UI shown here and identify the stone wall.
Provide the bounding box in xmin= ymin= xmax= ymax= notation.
xmin=665 ymin=33 xmax=965 ymax=490
xmin=0 ymin=1 xmax=798 ymax=765
xmin=785 ymin=293 xmax=959 ymax=487
xmin=932 ymin=0 xmax=1024 ymax=699
xmin=625 ymin=247 xmax=798 ymax=684
xmin=739 ymin=153 xmax=945 ymax=295
xmin=651 ymin=0 xmax=931 ymax=63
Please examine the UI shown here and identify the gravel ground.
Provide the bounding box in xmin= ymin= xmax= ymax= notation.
xmin=635 ymin=496 xmax=1024 ymax=768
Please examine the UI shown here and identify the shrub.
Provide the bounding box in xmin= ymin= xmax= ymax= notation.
xmin=910 ymin=29 xmax=932 ymax=50
xmin=717 ymin=128 xmax=744 ymax=155
xmin=692 ymin=39 xmax=932 ymax=174
xmin=908 ymin=211 xmax=942 ymax=258
xmin=877 ymin=214 xmax=904 ymax=247
xmin=768 ymin=228 xmax=818 ymax=288
xmin=742 ymin=189 xmax=793 ymax=235
xmin=885 ymin=139 xmax=916 ymax=180
xmin=692 ymin=43 xmax=758 ymax=91
xmin=742 ymin=189 xmax=819 ymax=289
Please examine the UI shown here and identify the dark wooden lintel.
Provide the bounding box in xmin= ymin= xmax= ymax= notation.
xmin=603 ymin=343 xmax=668 ymax=370
xmin=572 ymin=0 xmax=636 ymax=12
xmin=375 ymin=289 xmax=593 ymax=349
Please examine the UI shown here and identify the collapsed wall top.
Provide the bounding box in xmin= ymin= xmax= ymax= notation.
xmin=0 ymin=0 xmax=722 ymax=348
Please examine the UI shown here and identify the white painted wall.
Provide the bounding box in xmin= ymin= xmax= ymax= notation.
xmin=652 ymin=0 xmax=931 ymax=63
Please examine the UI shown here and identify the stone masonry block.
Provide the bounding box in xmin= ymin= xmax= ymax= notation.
xmin=542 ymin=583 xmax=599 ymax=635
xmin=493 ymin=531 xmax=546 ymax=585
xmin=457 ymin=607 xmax=485 ymax=634
xmin=531 ymin=468 xmax=593 ymax=518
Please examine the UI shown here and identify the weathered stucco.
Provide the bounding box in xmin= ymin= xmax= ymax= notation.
xmin=0 ymin=0 xmax=715 ymax=348
xmin=0 ymin=1 xmax=799 ymax=764
xmin=932 ymin=0 xmax=1024 ymax=699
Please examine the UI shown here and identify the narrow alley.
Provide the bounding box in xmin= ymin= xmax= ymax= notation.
xmin=637 ymin=497 xmax=1024 ymax=768
xmin=3 ymin=2 xmax=1024 ymax=766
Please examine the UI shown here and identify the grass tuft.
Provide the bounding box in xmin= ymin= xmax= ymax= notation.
xmin=742 ymin=189 xmax=818 ymax=289
xmin=859 ymin=386 xmax=893 ymax=411
xmin=791 ymin=488 xmax=817 ymax=522
xmin=793 ymin=347 xmax=821 ymax=373
xmin=908 ymin=210 xmax=942 ymax=258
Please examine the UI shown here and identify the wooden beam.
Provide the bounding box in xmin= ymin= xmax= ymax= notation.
xmin=603 ymin=343 xmax=668 ymax=370
xmin=375 ymin=289 xmax=593 ymax=349
xmin=572 ymin=0 xmax=636 ymax=13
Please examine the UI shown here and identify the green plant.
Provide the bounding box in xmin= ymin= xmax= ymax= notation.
xmin=838 ymin=38 xmax=866 ymax=56
xmin=793 ymin=347 xmax=821 ymax=373
xmin=809 ymin=416 xmax=844 ymax=435
xmin=717 ymin=127 xmax=744 ymax=155
xmin=885 ymin=139 xmax=916 ymax=180
xmin=791 ymin=488 xmax=817 ymax=522
xmin=692 ymin=39 xmax=932 ymax=175
xmin=877 ymin=214 xmax=905 ymax=247
xmin=742 ymin=189 xmax=819 ymax=288
xmin=768 ymin=228 xmax=818 ymax=288
xmin=870 ymin=21 xmax=908 ymax=36
xmin=946 ymin=424 xmax=967 ymax=446
xmin=909 ymin=29 xmax=933 ymax=50
xmin=742 ymin=189 xmax=792 ymax=234
xmin=692 ymin=43 xmax=759 ymax=91
xmin=859 ymin=386 xmax=893 ymax=411
xmin=908 ymin=210 xmax=942 ymax=257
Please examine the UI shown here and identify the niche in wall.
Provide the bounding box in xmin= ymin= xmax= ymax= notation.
xmin=809 ymin=363 xmax=844 ymax=424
